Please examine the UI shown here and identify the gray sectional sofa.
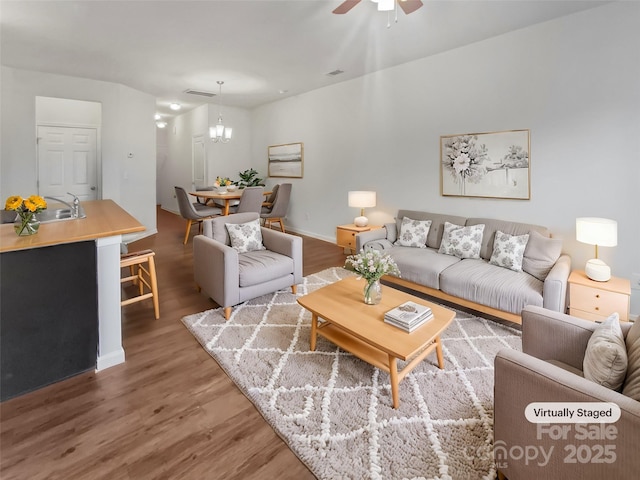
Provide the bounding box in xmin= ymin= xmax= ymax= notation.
xmin=355 ymin=209 xmax=571 ymax=324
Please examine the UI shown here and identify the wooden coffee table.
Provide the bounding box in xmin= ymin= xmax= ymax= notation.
xmin=297 ymin=276 xmax=455 ymax=408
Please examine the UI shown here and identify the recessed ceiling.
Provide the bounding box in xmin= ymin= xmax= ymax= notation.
xmin=1 ymin=1 xmax=607 ymax=117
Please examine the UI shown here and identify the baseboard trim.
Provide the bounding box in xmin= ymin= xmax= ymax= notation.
xmin=96 ymin=349 xmax=126 ymax=371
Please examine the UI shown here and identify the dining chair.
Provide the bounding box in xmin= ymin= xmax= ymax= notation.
xmin=174 ymin=186 xmax=222 ymax=244
xmin=262 ymin=183 xmax=280 ymax=209
xmin=228 ymin=186 xmax=265 ymax=214
xmin=260 ymin=183 xmax=291 ymax=232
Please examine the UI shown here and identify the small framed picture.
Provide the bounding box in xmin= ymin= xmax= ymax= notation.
xmin=268 ymin=142 xmax=303 ymax=178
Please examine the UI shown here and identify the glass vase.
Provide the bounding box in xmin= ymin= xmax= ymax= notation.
xmin=364 ymin=279 xmax=382 ymax=305
xmin=14 ymin=213 xmax=40 ymax=236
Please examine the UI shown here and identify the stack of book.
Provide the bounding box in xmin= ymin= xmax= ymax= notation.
xmin=384 ymin=301 xmax=433 ymax=332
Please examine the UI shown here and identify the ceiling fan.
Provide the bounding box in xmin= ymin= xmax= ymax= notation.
xmin=332 ymin=0 xmax=424 ymax=16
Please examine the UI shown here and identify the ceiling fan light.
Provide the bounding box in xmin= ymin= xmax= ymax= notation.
xmin=378 ymin=0 xmax=394 ymax=11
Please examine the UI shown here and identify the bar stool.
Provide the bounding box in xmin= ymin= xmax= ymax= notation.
xmin=120 ymin=249 xmax=160 ymax=319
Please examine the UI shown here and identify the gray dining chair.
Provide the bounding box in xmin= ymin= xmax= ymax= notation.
xmin=260 ymin=183 xmax=291 ymax=232
xmin=227 ymin=186 xmax=265 ymax=214
xmin=174 ymin=186 xmax=222 ymax=244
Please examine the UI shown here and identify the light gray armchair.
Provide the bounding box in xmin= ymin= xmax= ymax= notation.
xmin=193 ymin=212 xmax=303 ymax=320
xmin=494 ymin=306 xmax=640 ymax=479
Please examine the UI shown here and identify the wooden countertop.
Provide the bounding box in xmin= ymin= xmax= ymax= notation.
xmin=0 ymin=200 xmax=146 ymax=253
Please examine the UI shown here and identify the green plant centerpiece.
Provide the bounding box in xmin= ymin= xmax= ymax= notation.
xmin=237 ymin=168 xmax=265 ymax=188
xmin=345 ymin=249 xmax=401 ymax=305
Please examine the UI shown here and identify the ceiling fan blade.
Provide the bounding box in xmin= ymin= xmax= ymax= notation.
xmin=398 ymin=0 xmax=423 ymax=15
xmin=332 ymin=0 xmax=362 ymax=15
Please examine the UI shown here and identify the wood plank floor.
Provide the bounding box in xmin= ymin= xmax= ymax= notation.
xmin=0 ymin=207 xmax=346 ymax=480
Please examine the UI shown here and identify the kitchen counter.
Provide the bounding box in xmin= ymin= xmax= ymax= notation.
xmin=0 ymin=199 xmax=145 ymax=252
xmin=1 ymin=199 xmax=146 ymax=401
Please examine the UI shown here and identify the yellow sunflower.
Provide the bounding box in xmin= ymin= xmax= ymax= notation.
xmin=28 ymin=195 xmax=47 ymax=210
xmin=5 ymin=195 xmax=23 ymax=211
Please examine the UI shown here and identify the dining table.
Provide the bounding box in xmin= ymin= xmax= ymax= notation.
xmin=189 ymin=189 xmax=272 ymax=216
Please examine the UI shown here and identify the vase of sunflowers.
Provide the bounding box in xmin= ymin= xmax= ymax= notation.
xmin=214 ymin=176 xmax=232 ymax=193
xmin=5 ymin=195 xmax=47 ymax=236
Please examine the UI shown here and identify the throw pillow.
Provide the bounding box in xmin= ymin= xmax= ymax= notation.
xmin=583 ymin=313 xmax=628 ymax=391
xmin=622 ymin=320 xmax=640 ymax=401
xmin=522 ymin=230 xmax=563 ymax=281
xmin=489 ymin=230 xmax=530 ymax=272
xmin=438 ymin=222 xmax=485 ymax=259
xmin=394 ymin=217 xmax=432 ymax=248
xmin=225 ymin=219 xmax=266 ymax=253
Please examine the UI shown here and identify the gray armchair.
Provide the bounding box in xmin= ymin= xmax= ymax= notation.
xmin=193 ymin=212 xmax=303 ymax=320
xmin=494 ymin=306 xmax=640 ymax=479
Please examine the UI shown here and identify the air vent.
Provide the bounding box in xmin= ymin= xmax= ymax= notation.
xmin=326 ymin=69 xmax=345 ymax=76
xmin=183 ymin=89 xmax=216 ymax=97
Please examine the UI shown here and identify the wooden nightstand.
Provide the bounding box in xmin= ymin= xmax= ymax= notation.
xmin=336 ymin=224 xmax=382 ymax=254
xmin=568 ymin=270 xmax=631 ymax=322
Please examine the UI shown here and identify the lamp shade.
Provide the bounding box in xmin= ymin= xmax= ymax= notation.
xmin=348 ymin=191 xmax=376 ymax=209
xmin=576 ymin=217 xmax=617 ymax=247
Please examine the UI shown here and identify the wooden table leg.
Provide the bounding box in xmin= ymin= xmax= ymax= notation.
xmin=388 ymin=355 xmax=400 ymax=409
xmin=223 ymin=199 xmax=230 ymax=216
xmin=310 ymin=313 xmax=318 ymax=351
xmin=435 ymin=336 xmax=445 ymax=369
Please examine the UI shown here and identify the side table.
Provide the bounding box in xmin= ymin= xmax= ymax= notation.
xmin=336 ymin=224 xmax=381 ymax=254
xmin=568 ymin=270 xmax=630 ymax=322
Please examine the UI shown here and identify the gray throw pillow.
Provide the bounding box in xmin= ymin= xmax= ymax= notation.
xmin=583 ymin=313 xmax=628 ymax=391
xmin=225 ymin=219 xmax=266 ymax=253
xmin=622 ymin=320 xmax=640 ymax=401
xmin=522 ymin=230 xmax=562 ymax=281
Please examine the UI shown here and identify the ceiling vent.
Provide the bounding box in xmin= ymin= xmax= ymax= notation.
xmin=326 ymin=69 xmax=345 ymax=76
xmin=184 ymin=89 xmax=216 ymax=97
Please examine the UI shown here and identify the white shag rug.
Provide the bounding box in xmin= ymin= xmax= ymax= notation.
xmin=181 ymin=267 xmax=522 ymax=480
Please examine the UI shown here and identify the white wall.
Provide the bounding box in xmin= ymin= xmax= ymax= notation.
xmin=251 ymin=2 xmax=640 ymax=315
xmin=158 ymin=103 xmax=253 ymax=213
xmin=0 ymin=67 xmax=157 ymax=238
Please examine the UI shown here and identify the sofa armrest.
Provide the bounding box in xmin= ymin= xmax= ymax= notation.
xmin=542 ymin=253 xmax=571 ymax=312
xmin=193 ymin=234 xmax=240 ymax=307
xmin=522 ymin=305 xmax=599 ymax=369
xmin=355 ymin=225 xmax=390 ymax=253
xmin=495 ymin=348 xmax=640 ymax=479
xmin=261 ymin=228 xmax=303 ymax=283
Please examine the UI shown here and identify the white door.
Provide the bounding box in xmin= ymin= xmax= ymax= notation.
xmin=192 ymin=135 xmax=206 ymax=188
xmin=37 ymin=126 xmax=98 ymax=201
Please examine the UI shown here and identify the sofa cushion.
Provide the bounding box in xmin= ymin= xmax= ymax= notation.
xmin=466 ymin=217 xmax=548 ymax=261
xmin=489 ymin=230 xmax=530 ymax=272
xmin=226 ymin=219 xmax=266 ymax=253
xmin=438 ymin=222 xmax=484 ymax=259
xmin=238 ymin=250 xmax=294 ymax=287
xmin=394 ymin=217 xmax=431 ymax=248
xmin=522 ymin=230 xmax=563 ymax=281
xmin=386 ymin=246 xmax=460 ymax=290
xmin=396 ymin=210 xmax=467 ymax=249
xmin=439 ymin=259 xmax=544 ymax=314
xmin=622 ymin=319 xmax=640 ymax=400
xmin=583 ymin=313 xmax=628 ymax=391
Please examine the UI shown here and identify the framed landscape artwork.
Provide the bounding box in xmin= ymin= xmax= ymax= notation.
xmin=440 ymin=129 xmax=530 ymax=199
xmin=268 ymin=142 xmax=304 ymax=178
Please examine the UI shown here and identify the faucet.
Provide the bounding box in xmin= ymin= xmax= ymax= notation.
xmin=43 ymin=193 xmax=82 ymax=218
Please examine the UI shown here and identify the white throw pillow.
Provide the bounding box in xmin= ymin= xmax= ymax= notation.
xmin=394 ymin=217 xmax=432 ymax=248
xmin=225 ymin=219 xmax=266 ymax=253
xmin=583 ymin=313 xmax=628 ymax=391
xmin=489 ymin=230 xmax=530 ymax=272
xmin=438 ymin=222 xmax=484 ymax=259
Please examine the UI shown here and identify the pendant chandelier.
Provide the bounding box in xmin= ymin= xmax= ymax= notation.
xmin=210 ymin=81 xmax=233 ymax=143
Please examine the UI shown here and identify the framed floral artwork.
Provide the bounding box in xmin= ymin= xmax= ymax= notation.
xmin=440 ymin=129 xmax=530 ymax=199
xmin=268 ymin=142 xmax=304 ymax=178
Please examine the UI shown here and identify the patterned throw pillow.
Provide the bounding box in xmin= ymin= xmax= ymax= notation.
xmin=225 ymin=219 xmax=266 ymax=253
xmin=438 ymin=222 xmax=485 ymax=259
xmin=489 ymin=230 xmax=530 ymax=272
xmin=394 ymin=217 xmax=432 ymax=248
xmin=583 ymin=313 xmax=628 ymax=391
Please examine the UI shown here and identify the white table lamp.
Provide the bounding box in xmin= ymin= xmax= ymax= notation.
xmin=576 ymin=217 xmax=617 ymax=282
xmin=348 ymin=191 xmax=376 ymax=227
